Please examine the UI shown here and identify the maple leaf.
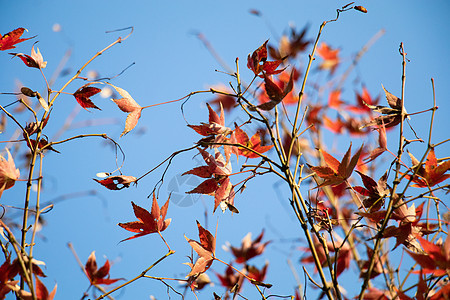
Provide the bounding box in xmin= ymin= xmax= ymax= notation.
xmin=361 ymin=85 xmax=408 ymax=129
xmin=328 ymin=90 xmax=345 ymax=109
xmin=183 ymin=148 xmax=235 ymax=212
xmin=0 ymin=148 xmax=20 ymax=198
xmin=247 ymin=40 xmax=286 ymax=77
xmin=73 ymin=85 xmax=102 ymax=110
xmin=347 ymin=87 xmax=380 ymax=114
xmin=323 ymin=115 xmax=345 ymax=134
xmin=375 ymin=200 xmax=437 ymax=252
xmin=118 ymin=194 xmax=171 ymax=242
xmin=10 ymin=45 xmax=47 ymax=69
xmin=17 ymin=276 xmax=57 ymax=300
xmin=233 ymin=124 xmax=273 ymax=158
xmin=215 ymin=264 xmax=243 ymax=292
xmin=316 ymin=42 xmax=340 ymax=74
xmin=403 ymin=147 xmax=450 ymax=188
xmin=230 ymin=230 xmax=270 ymax=264
xmin=256 ymin=71 xmax=294 ymax=111
xmin=0 ymin=28 xmax=34 ymax=51
xmin=268 ymin=25 xmax=310 ymax=60
xmin=84 ymin=251 xmax=121 ymax=286
xmin=0 ymin=258 xmax=20 ymax=299
xmin=310 ymin=143 xmax=363 ymax=188
xmin=188 ymin=103 xmax=231 ymax=137
xmin=247 ymin=263 xmax=268 ymax=282
xmin=353 ymin=171 xmax=389 ymax=212
xmin=107 ymin=83 xmax=142 ymax=137
xmin=93 ymin=175 xmax=136 ymax=190
xmin=407 ymin=234 xmax=450 ymax=276
xmin=364 ymin=123 xmax=387 ymax=163
xmin=184 ymin=221 xmax=216 ymax=277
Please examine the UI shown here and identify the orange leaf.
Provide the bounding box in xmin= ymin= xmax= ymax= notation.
xmin=311 ymin=143 xmax=363 ymax=187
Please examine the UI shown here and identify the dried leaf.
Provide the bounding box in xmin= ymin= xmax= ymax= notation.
xmin=107 ymin=83 xmax=143 ymax=137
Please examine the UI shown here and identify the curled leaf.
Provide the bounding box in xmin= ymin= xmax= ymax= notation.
xmin=107 ymin=83 xmax=142 ymax=137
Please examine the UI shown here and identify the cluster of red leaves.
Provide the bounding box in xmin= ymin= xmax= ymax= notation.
xmin=214 ymin=230 xmax=270 ymax=295
xmin=300 ymin=236 xmax=352 ymax=278
xmin=361 ymin=200 xmax=437 ymax=252
xmin=0 ymin=28 xmax=34 ymax=51
xmin=0 ymin=257 xmax=54 ymax=300
xmin=118 ymin=193 xmax=171 ymax=242
xmin=183 ymin=148 xmax=236 ymax=213
xmin=84 ymin=251 xmax=121 ymax=286
xmin=186 ymin=104 xmax=274 ymax=212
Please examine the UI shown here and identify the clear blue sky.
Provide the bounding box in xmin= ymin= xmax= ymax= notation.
xmin=1 ymin=1 xmax=449 ymax=299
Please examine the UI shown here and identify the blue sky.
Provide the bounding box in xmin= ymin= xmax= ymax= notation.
xmin=1 ymin=1 xmax=449 ymax=299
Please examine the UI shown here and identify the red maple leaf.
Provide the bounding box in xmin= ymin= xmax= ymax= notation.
xmin=310 ymin=143 xmax=363 ymax=188
xmin=84 ymin=251 xmax=121 ymax=286
xmin=0 ymin=258 xmax=20 ymax=299
xmin=107 ymin=83 xmax=142 ymax=137
xmin=407 ymin=234 xmax=450 ymax=276
xmin=403 ymin=147 xmax=450 ymax=188
xmin=0 ymin=28 xmax=34 ymax=51
xmin=257 ymin=71 xmax=294 ymax=111
xmin=347 ymin=87 xmax=379 ymax=114
xmin=18 ymin=276 xmax=57 ymax=300
xmin=184 ymin=221 xmax=216 ymax=277
xmin=73 ymin=86 xmax=102 ymax=110
xmin=267 ymin=25 xmax=310 ymax=60
xmin=316 ymin=42 xmax=340 ymax=74
xmin=247 ymin=263 xmax=268 ymax=282
xmin=371 ymin=200 xmax=437 ymax=252
xmin=118 ymin=193 xmax=171 ymax=242
xmin=233 ymin=124 xmax=273 ymax=158
xmin=361 ymin=85 xmax=407 ymax=129
xmin=183 ymin=148 xmax=236 ymax=212
xmin=247 ymin=40 xmax=285 ymax=77
xmin=364 ymin=123 xmax=387 ymax=163
xmin=94 ymin=175 xmax=136 ymax=190
xmin=328 ymin=90 xmax=345 ymax=109
xmin=323 ymin=115 xmax=345 ymax=134
xmin=215 ymin=264 xmax=243 ymax=292
xmin=230 ymin=230 xmax=270 ymax=264
xmin=353 ymin=171 xmax=389 ymax=211
xmin=188 ymin=103 xmax=231 ymax=137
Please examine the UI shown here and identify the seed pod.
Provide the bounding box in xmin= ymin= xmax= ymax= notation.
xmin=21 ymin=87 xmax=37 ymax=97
xmin=354 ymin=6 xmax=368 ymax=13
